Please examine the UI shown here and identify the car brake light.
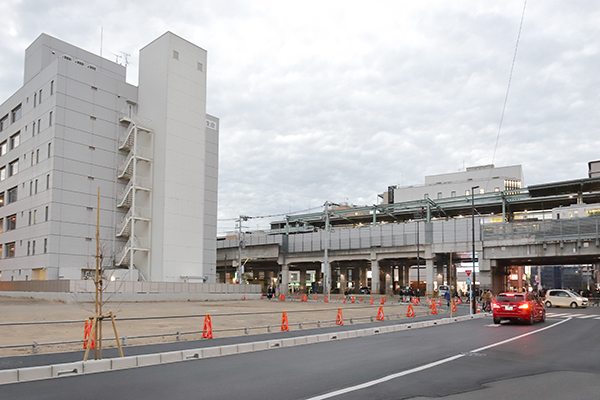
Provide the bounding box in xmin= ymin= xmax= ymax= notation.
xmin=506 ymin=293 xmax=515 ymax=296
xmin=518 ymin=303 xmax=529 ymax=310
xmin=492 ymin=302 xmax=501 ymax=309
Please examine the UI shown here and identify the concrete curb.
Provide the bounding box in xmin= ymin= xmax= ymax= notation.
xmin=0 ymin=313 xmax=488 ymax=385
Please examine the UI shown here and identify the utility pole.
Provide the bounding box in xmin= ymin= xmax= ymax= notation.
xmin=237 ymin=215 xmax=249 ymax=283
xmin=323 ymin=202 xmax=331 ymax=298
xmin=471 ymin=186 xmax=479 ymax=314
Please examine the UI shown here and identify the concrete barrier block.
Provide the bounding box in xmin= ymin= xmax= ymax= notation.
xmin=346 ymin=330 xmax=357 ymax=338
xmin=356 ymin=329 xmax=366 ymax=337
xmin=268 ymin=340 xmax=282 ymax=349
xmin=394 ymin=324 xmax=408 ymax=332
xmin=161 ymin=351 xmax=183 ymax=364
xmin=137 ymin=354 xmax=161 ymax=367
xmin=182 ymin=349 xmax=202 ymax=360
xmin=336 ymin=331 xmax=349 ymax=339
xmin=18 ymin=366 xmax=52 ymax=382
xmin=111 ymin=356 xmax=138 ymax=370
xmin=52 ymin=362 xmax=82 ymax=377
xmin=316 ymin=334 xmax=329 ymax=342
xmin=294 ymin=336 xmax=308 ymax=346
xmin=237 ymin=343 xmax=254 ymax=353
xmin=253 ymin=341 xmax=269 ymax=351
xmin=0 ymin=369 xmax=19 ymax=385
xmin=202 ymin=347 xmax=222 ymax=358
xmin=281 ymin=338 xmax=295 ymax=347
xmin=220 ymin=345 xmax=238 ymax=356
xmin=83 ymin=359 xmax=111 ymax=374
xmin=306 ymin=335 xmax=319 ymax=344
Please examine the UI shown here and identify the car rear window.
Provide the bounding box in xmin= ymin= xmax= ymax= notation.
xmin=496 ymin=294 xmax=526 ymax=303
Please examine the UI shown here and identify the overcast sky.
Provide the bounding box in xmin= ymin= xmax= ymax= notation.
xmin=1 ymin=1 xmax=599 ymax=233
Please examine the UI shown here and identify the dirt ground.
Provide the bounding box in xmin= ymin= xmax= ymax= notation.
xmin=0 ymin=295 xmax=439 ymax=357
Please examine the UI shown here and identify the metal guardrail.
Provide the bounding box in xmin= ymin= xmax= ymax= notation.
xmin=0 ymin=300 xmax=443 ymax=354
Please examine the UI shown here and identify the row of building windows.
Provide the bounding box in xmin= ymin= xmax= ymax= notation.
xmin=0 ymin=173 xmax=50 ymax=210
xmin=0 ymin=206 xmax=50 ymax=235
xmin=0 ymin=238 xmax=47 ymax=259
xmin=0 ymin=113 xmax=52 ymax=167
xmin=424 ymin=187 xmax=502 ymax=199
xmin=0 ymin=80 xmax=54 ymax=136
xmin=0 ymin=143 xmax=51 ymax=184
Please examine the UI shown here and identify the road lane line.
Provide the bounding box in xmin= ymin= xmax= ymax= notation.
xmin=577 ymin=315 xmax=597 ymax=319
xmin=306 ymin=318 xmax=571 ymax=400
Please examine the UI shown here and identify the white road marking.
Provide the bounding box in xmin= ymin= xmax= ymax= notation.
xmin=485 ymin=324 xmax=501 ymax=327
xmin=306 ymin=318 xmax=571 ymax=400
xmin=577 ymin=315 xmax=598 ymax=319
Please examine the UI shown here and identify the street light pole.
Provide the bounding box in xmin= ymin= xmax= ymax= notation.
xmin=471 ymin=186 xmax=479 ymax=314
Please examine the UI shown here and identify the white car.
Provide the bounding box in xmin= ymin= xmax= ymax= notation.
xmin=544 ymin=289 xmax=588 ymax=308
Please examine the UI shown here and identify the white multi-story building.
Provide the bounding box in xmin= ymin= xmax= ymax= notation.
xmin=384 ymin=164 xmax=524 ymax=204
xmin=0 ymin=32 xmax=218 ymax=283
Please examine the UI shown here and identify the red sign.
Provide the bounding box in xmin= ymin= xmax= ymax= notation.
xmin=465 ymin=270 xmax=472 ymax=277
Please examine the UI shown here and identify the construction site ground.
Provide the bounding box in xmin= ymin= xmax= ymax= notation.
xmin=0 ymin=294 xmax=451 ymax=357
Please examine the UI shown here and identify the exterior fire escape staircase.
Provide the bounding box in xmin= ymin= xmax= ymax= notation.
xmin=115 ymin=105 xmax=153 ymax=279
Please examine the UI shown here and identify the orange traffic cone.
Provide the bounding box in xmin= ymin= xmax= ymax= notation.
xmin=335 ymin=308 xmax=344 ymax=325
xmin=314 ymin=295 xmax=318 ymax=300
xmin=202 ymin=314 xmax=213 ymax=339
xmin=296 ymin=294 xmax=299 ymax=299
xmin=430 ymin=302 xmax=438 ymax=315
xmin=406 ymin=304 xmax=415 ymax=317
xmin=476 ymin=304 xmax=481 ymax=314
xmin=343 ymin=296 xmax=346 ymax=304
xmin=280 ymin=294 xmax=285 ymax=301
xmin=243 ymin=295 xmax=246 ymax=301
xmin=260 ymin=294 xmax=264 ymax=300
xmin=370 ymin=297 xmax=374 ymax=305
xmin=351 ymin=296 xmax=355 ymax=304
xmin=451 ymin=301 xmax=458 ymax=312
xmin=281 ymin=311 xmax=289 ymax=332
xmin=376 ymin=306 xmax=385 ymax=321
xmin=324 ymin=296 xmax=329 ymax=303
xmin=437 ymin=299 xmax=442 ymax=307
xmin=359 ymin=297 xmax=363 ymax=302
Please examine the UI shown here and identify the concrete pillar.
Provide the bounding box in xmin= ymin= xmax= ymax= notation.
xmin=370 ymin=259 xmax=380 ymax=293
xmin=426 ymin=258 xmax=434 ymax=296
xmin=340 ymin=266 xmax=347 ymax=294
xmin=479 ymin=259 xmax=492 ymax=290
xmin=281 ymin=263 xmax=289 ymax=294
xmin=300 ymin=266 xmax=307 ymax=293
xmin=385 ymin=268 xmax=392 ymax=295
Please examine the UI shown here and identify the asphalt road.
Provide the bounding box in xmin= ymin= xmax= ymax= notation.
xmin=2 ymin=306 xmax=599 ymax=400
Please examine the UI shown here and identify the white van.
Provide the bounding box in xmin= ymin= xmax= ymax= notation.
xmin=438 ymin=285 xmax=450 ymax=296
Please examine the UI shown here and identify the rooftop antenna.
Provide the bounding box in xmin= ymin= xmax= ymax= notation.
xmin=110 ymin=53 xmax=122 ymax=64
xmin=119 ymin=51 xmax=131 ymax=67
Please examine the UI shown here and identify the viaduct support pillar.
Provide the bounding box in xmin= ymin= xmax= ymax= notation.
xmin=426 ymin=258 xmax=434 ymax=296
xmin=371 ymin=258 xmax=380 ymax=294
xmin=281 ymin=263 xmax=289 ymax=295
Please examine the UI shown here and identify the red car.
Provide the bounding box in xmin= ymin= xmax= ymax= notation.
xmin=492 ymin=292 xmax=546 ymax=324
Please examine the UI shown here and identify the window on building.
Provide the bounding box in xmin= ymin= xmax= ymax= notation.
xmin=11 ymin=105 xmax=22 ymax=123
xmin=32 ymin=240 xmax=36 ymax=255
xmin=27 ymin=241 xmax=30 ymax=256
xmin=197 ymin=62 xmax=203 ymax=71
xmin=39 ymin=89 xmax=42 ymax=103
xmin=36 ymin=149 xmax=39 ymax=164
xmin=494 ymin=187 xmax=500 ymax=192
xmin=50 ymin=80 xmax=54 ymax=95
xmin=28 ymin=211 xmax=31 ymax=225
xmin=9 ymin=132 xmax=20 ymax=150
xmin=32 ymin=122 xmax=36 ymax=136
xmin=46 ymin=174 xmax=50 ymax=189
xmin=7 ymin=214 xmax=16 ymax=231
xmin=29 ymin=181 xmax=33 ymax=196
xmin=173 ymin=50 xmax=179 ymax=60
xmin=34 ymin=92 xmax=37 ymax=107
xmin=0 ymin=115 xmax=8 ymax=131
xmin=45 ymin=206 xmax=49 ymax=221
xmin=35 ymin=179 xmax=38 ymax=194
xmin=465 ymin=190 xmax=470 ymax=196
xmin=451 ymin=191 xmax=456 ymax=197
xmin=44 ymin=238 xmax=47 ymax=253
xmin=0 ymin=141 xmax=6 ymax=156
xmin=0 ymin=192 xmax=3 ymax=207
xmin=48 ymin=142 xmax=51 ymax=158
xmin=437 ymin=192 xmax=442 ymax=199
xmin=7 ymin=187 xmax=17 ymax=204
xmin=8 ymin=159 xmax=19 ymax=177
xmin=33 ymin=209 xmax=37 ymax=224
xmin=424 ymin=193 xmax=429 ymax=199
xmin=49 ymin=112 xmax=53 ymax=126
xmin=37 ymin=119 xmax=41 ymax=133
xmin=7 ymin=242 xmax=15 ymax=258
xmin=0 ymin=218 xmax=3 ymax=233
xmin=479 ymin=188 xmax=485 ymax=194
xmin=0 ymin=166 xmax=5 ymax=181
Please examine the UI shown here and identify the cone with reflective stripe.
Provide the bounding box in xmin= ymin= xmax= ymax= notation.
xmin=281 ymin=311 xmax=289 ymax=331
xmin=335 ymin=308 xmax=344 ymax=325
xmin=430 ymin=302 xmax=438 ymax=315
xmin=370 ymin=297 xmax=374 ymax=305
xmin=280 ymin=294 xmax=285 ymax=301
xmin=202 ymin=314 xmax=213 ymax=339
xmin=260 ymin=294 xmax=263 ymax=300
xmin=83 ymin=319 xmax=95 ymax=349
xmin=324 ymin=295 xmax=329 ymax=303
xmin=351 ymin=296 xmax=355 ymax=304
xmin=314 ymin=295 xmax=318 ymax=300
xmin=376 ymin=306 xmax=385 ymax=321
xmin=476 ymin=304 xmax=481 ymax=314
xmin=451 ymin=301 xmax=458 ymax=312
xmin=406 ymin=304 xmax=415 ymax=317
